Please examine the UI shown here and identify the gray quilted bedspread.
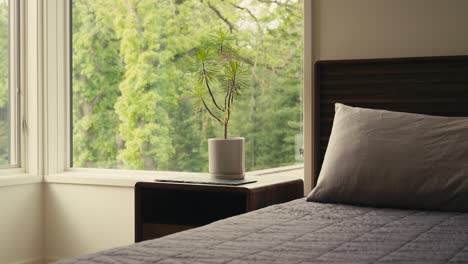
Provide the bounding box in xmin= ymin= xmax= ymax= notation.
xmin=55 ymin=199 xmax=468 ymax=264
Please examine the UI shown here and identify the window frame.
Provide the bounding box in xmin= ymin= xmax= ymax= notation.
xmin=0 ymin=0 xmax=43 ymax=186
xmin=0 ymin=0 xmax=21 ymax=170
xmin=44 ymin=0 xmax=314 ymax=193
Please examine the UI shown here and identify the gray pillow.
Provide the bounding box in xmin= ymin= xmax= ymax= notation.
xmin=307 ymin=103 xmax=468 ymax=212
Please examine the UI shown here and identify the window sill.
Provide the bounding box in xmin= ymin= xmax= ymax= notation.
xmin=0 ymin=173 xmax=42 ymax=187
xmin=44 ymin=165 xmax=304 ymax=188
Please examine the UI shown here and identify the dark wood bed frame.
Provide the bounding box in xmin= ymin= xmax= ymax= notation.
xmin=314 ymin=55 xmax=468 ymax=186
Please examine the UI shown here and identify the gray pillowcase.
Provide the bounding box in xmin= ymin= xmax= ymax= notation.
xmin=307 ymin=103 xmax=468 ymax=212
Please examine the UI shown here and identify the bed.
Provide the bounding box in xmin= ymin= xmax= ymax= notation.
xmin=55 ymin=56 xmax=468 ymax=264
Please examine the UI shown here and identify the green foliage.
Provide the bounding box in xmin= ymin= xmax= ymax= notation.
xmin=193 ymin=29 xmax=248 ymax=139
xmin=0 ymin=2 xmax=10 ymax=165
xmin=72 ymin=0 xmax=123 ymax=168
xmin=72 ymin=0 xmax=304 ymax=172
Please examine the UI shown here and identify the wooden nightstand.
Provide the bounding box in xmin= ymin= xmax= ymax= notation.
xmin=135 ymin=174 xmax=303 ymax=242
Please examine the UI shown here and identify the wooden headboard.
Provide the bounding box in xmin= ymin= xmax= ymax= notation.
xmin=314 ymin=55 xmax=468 ymax=185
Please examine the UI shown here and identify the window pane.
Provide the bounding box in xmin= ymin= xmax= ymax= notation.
xmin=0 ymin=0 xmax=18 ymax=167
xmin=71 ymin=0 xmax=303 ymax=172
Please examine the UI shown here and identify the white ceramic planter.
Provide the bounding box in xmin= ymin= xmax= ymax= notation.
xmin=208 ymin=137 xmax=245 ymax=180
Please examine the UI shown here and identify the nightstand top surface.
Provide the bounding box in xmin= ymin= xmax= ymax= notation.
xmin=136 ymin=166 xmax=303 ymax=190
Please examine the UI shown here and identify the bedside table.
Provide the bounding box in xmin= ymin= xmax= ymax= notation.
xmin=135 ymin=174 xmax=303 ymax=242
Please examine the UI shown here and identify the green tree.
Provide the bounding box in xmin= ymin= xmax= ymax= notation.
xmin=72 ymin=0 xmax=123 ymax=168
xmin=0 ymin=1 xmax=10 ymax=165
xmin=72 ymin=0 xmax=304 ymax=172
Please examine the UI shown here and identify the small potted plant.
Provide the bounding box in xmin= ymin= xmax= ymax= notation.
xmin=193 ymin=30 xmax=248 ymax=180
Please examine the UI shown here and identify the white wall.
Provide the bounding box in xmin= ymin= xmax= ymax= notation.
xmin=44 ymin=0 xmax=468 ymax=262
xmin=45 ymin=184 xmax=133 ymax=262
xmin=0 ymin=183 xmax=43 ymax=264
xmin=313 ymin=0 xmax=468 ymax=60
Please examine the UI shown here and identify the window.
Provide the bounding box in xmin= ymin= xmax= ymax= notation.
xmin=71 ymin=0 xmax=303 ymax=173
xmin=0 ymin=0 xmax=19 ymax=168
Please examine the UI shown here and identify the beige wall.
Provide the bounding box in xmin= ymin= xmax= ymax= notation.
xmin=313 ymin=0 xmax=468 ymax=60
xmin=0 ymin=184 xmax=43 ymax=264
xmin=45 ymin=184 xmax=133 ymax=262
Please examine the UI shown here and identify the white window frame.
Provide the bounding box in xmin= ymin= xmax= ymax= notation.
xmin=0 ymin=0 xmax=43 ymax=187
xmin=8 ymin=0 xmax=20 ymax=168
xmin=44 ymin=0 xmax=314 ymax=193
xmin=0 ymin=0 xmax=21 ymax=172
